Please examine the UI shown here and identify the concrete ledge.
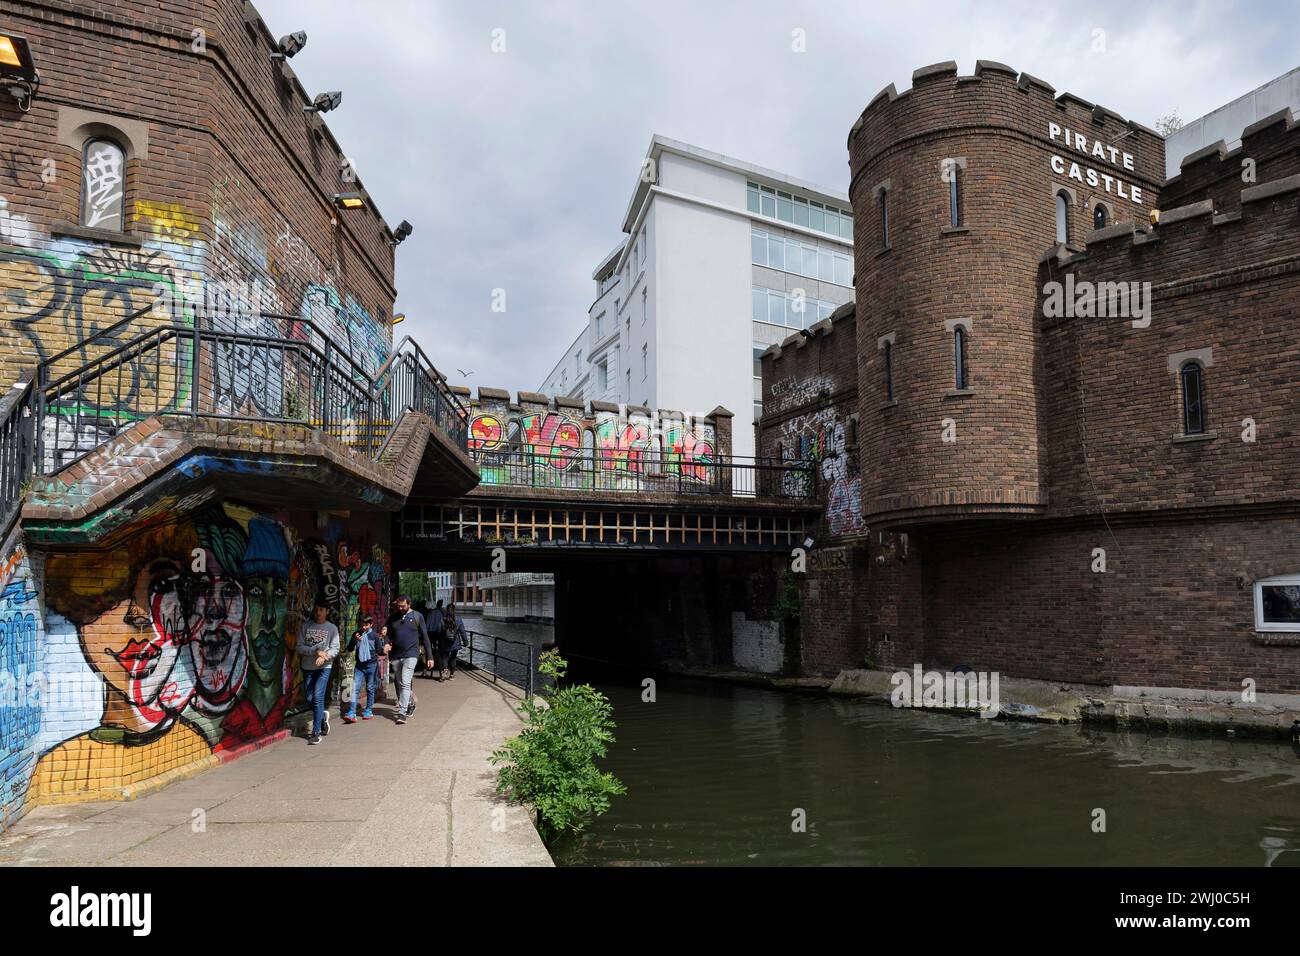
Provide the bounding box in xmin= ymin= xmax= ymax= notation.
xmin=828 ymin=669 xmax=1300 ymax=738
xmin=912 ymin=60 xmax=957 ymax=83
xmin=974 ymin=59 xmax=1017 ymax=78
xmin=1017 ymin=71 xmax=1055 ymax=95
xmin=1242 ymin=173 xmax=1300 ymax=204
xmin=1180 ymin=139 xmax=1227 ymax=169
xmin=1159 ymin=199 xmax=1216 ymax=226
xmin=1241 ymin=106 xmax=1294 ymax=140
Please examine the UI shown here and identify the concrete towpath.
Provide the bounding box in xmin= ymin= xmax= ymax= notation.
xmin=0 ymin=670 xmax=553 ymax=866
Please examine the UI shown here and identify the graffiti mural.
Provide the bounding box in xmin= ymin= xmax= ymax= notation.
xmin=779 ymin=410 xmax=865 ymax=536
xmin=468 ymin=404 xmax=717 ymax=491
xmin=1 ymin=177 xmax=391 ymax=416
xmin=16 ymin=503 xmax=391 ymax=804
xmin=0 ymin=538 xmax=43 ymax=825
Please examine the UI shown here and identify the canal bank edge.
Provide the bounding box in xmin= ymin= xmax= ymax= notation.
xmin=656 ymin=663 xmax=1300 ymax=738
xmin=828 ymin=669 xmax=1300 ymax=739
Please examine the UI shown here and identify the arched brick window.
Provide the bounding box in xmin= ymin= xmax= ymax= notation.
xmin=79 ymin=137 xmax=126 ymax=231
xmin=1092 ymin=203 xmax=1108 ymax=231
xmin=1055 ymin=192 xmax=1069 ymax=244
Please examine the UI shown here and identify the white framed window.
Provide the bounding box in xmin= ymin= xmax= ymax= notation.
xmin=596 ymin=361 xmax=608 ymax=392
xmin=641 ymin=287 xmax=647 ymax=323
xmin=641 ymin=343 xmax=648 ymax=379
xmin=1254 ymin=574 xmax=1300 ymax=632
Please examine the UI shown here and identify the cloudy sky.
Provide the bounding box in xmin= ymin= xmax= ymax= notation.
xmin=257 ymin=0 xmax=1298 ymax=391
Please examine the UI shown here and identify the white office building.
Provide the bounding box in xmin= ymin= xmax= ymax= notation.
xmin=540 ymin=136 xmax=854 ymax=459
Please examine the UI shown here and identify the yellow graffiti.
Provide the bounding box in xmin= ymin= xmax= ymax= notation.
xmin=134 ymin=200 xmax=201 ymax=242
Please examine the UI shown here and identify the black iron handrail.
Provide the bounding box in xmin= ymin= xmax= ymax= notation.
xmin=460 ymin=630 xmax=536 ymax=698
xmin=372 ymin=335 xmax=469 ymax=454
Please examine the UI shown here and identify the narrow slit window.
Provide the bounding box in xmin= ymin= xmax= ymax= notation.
xmin=1180 ymin=361 xmax=1206 ymax=435
xmin=880 ymin=191 xmax=889 ymax=247
xmin=1093 ymin=204 xmax=1108 ymax=230
xmin=954 ymin=326 xmax=968 ymax=390
xmin=884 ymin=340 xmax=894 ymax=401
xmin=1055 ymin=192 xmax=1069 ymax=244
xmin=948 ymin=164 xmax=960 ymax=227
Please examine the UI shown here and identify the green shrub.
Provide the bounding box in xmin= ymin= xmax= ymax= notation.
xmin=776 ymin=572 xmax=801 ymax=624
xmin=490 ymin=650 xmax=625 ymax=842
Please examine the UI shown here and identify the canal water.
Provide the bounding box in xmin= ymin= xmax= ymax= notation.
xmin=458 ymin=614 xmax=1300 ymax=867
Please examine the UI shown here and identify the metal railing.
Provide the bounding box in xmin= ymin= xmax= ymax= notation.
xmin=0 ymin=312 xmax=470 ymax=538
xmin=460 ymin=630 xmax=536 ymax=697
xmin=470 ymin=447 xmax=817 ymax=500
xmin=372 ymin=335 xmax=468 ymax=452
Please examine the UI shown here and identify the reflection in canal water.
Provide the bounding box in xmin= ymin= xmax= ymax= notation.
xmin=454 ymin=615 xmax=1300 ymax=867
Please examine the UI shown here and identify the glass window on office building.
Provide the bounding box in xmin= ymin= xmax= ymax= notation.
xmin=747 ymin=181 xmax=851 ymax=239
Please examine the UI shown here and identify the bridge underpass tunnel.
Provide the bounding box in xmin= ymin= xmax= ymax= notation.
xmin=391 ymin=547 xmax=799 ymax=684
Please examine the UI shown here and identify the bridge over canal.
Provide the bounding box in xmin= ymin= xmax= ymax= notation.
xmin=392 ymin=386 xmax=821 ymax=571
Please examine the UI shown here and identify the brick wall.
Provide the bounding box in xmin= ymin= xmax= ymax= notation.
xmin=0 ymin=0 xmax=396 ymax=405
xmin=757 ymin=304 xmax=862 ymax=538
xmin=0 ymin=0 xmax=406 ymax=832
xmin=918 ymin=514 xmax=1300 ymax=693
xmin=848 ymin=61 xmax=1164 ymax=526
xmin=1040 ymin=180 xmax=1300 ymax=517
xmin=1161 ymin=109 xmax=1299 ymax=214
xmin=771 ymin=61 xmax=1300 ymax=695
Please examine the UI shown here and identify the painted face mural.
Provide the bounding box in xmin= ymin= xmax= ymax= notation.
xmin=28 ymin=504 xmax=391 ymax=805
xmin=186 ymin=561 xmax=248 ymax=714
xmin=74 ymin=544 xmax=200 ymax=738
xmin=245 ymin=577 xmax=288 ymax=682
xmin=220 ymin=514 xmax=294 ymax=743
xmin=125 ymin=558 xmax=196 ymax=732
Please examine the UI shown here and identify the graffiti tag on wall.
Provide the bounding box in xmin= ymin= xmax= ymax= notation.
xmin=779 ymin=409 xmax=865 ymax=536
xmin=0 ymin=541 xmax=42 ymax=825
xmin=468 ymin=405 xmax=716 ymax=491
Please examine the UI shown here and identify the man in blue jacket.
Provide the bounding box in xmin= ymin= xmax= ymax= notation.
xmin=389 ymin=595 xmax=431 ymax=725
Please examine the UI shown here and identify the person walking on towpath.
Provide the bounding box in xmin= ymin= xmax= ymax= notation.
xmin=439 ymin=603 xmax=467 ymax=681
xmin=424 ymin=599 xmax=445 ymax=679
xmin=389 ymin=595 xmax=431 ymax=725
xmin=343 ymin=614 xmax=384 ymax=722
xmin=299 ymin=601 xmax=339 ymax=745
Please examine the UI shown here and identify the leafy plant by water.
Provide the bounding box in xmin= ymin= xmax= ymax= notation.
xmin=776 ymin=572 xmax=801 ymax=624
xmin=490 ymin=649 xmax=625 ymax=843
